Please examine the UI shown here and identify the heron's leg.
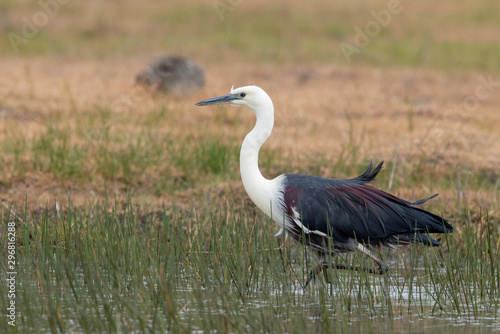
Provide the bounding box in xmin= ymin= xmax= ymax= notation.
xmin=304 ymin=262 xmax=342 ymax=287
xmin=305 ymin=244 xmax=390 ymax=287
xmin=356 ymin=244 xmax=389 ymax=273
xmin=304 ymin=260 xmax=388 ymax=287
xmin=305 ymin=261 xmax=329 ymax=287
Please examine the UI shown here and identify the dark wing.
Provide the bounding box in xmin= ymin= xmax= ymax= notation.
xmin=281 ymin=162 xmax=453 ymax=248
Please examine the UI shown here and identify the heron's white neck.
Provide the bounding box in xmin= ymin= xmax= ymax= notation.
xmin=239 ymin=99 xmax=276 ymax=217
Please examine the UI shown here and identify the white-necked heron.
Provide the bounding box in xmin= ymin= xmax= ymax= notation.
xmin=196 ymin=85 xmax=453 ymax=285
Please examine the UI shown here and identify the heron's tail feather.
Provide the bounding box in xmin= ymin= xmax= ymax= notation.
xmin=405 ymin=193 xmax=439 ymax=206
xmin=355 ymin=161 xmax=384 ymax=183
xmin=398 ymin=232 xmax=442 ymax=246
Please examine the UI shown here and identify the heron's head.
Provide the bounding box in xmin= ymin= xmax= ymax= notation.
xmin=196 ymin=85 xmax=272 ymax=111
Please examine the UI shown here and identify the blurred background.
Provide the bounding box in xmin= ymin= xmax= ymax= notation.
xmin=0 ymin=0 xmax=499 ymax=212
xmin=2 ymin=0 xmax=499 ymax=67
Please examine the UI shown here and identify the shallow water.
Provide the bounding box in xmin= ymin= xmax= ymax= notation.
xmin=17 ymin=273 xmax=499 ymax=333
xmin=170 ymin=265 xmax=500 ymax=333
xmin=13 ymin=256 xmax=499 ymax=333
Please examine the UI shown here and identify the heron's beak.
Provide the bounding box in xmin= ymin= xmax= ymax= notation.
xmin=196 ymin=94 xmax=237 ymax=106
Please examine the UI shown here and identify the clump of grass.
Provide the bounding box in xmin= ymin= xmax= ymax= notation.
xmin=166 ymin=136 xmax=239 ymax=178
xmin=197 ymin=138 xmax=239 ymax=175
xmin=31 ymin=125 xmax=88 ymax=180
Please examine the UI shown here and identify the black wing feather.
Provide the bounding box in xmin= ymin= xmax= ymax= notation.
xmin=281 ymin=162 xmax=452 ymax=247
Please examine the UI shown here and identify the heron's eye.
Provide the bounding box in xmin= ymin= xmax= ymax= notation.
xmin=239 ymin=92 xmax=246 ymax=98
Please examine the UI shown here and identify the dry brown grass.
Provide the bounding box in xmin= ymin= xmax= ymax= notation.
xmin=0 ymin=0 xmax=499 ymax=215
xmin=1 ymin=57 xmax=499 ymax=211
